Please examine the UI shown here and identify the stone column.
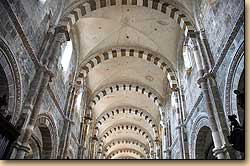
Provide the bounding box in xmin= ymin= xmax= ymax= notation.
xmin=57 ymin=84 xmax=76 ymax=159
xmin=190 ymin=35 xmax=227 ymax=159
xmin=154 ymin=138 xmax=161 ymax=159
xmin=165 ymin=118 xmax=172 ymax=159
xmin=196 ymin=32 xmax=237 ymax=159
xmin=160 ymin=121 xmax=167 ymax=159
xmin=77 ymin=76 xmax=92 ymax=159
xmin=77 ymin=117 xmax=86 ymax=159
xmin=15 ymin=26 xmax=69 ymax=159
xmin=62 ymin=86 xmax=79 ymax=158
xmin=90 ymin=135 xmax=98 ymax=159
xmin=172 ymin=90 xmax=184 ymax=159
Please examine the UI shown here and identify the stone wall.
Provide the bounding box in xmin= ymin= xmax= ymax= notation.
xmin=197 ymin=0 xmax=244 ymax=61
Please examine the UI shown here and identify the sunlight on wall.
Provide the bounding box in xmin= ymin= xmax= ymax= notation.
xmin=61 ymin=40 xmax=73 ymax=73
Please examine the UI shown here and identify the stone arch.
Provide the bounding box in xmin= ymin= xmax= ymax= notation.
xmin=77 ymin=47 xmax=178 ymax=90
xmin=107 ymin=148 xmax=145 ymax=159
xmin=189 ymin=112 xmax=211 ymax=159
xmin=100 ymin=123 xmax=154 ymax=148
xmin=96 ymin=106 xmax=158 ymax=134
xmin=0 ymin=37 xmax=22 ymax=125
xmin=224 ymin=43 xmax=244 ymax=125
xmin=104 ymin=138 xmax=150 ymax=155
xmin=35 ymin=113 xmax=58 ymax=159
xmin=195 ymin=126 xmax=215 ymax=159
xmin=60 ymin=0 xmax=195 ymax=37
xmin=90 ymin=82 xmax=163 ymax=109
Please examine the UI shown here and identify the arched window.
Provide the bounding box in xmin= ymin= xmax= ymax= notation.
xmin=183 ymin=45 xmax=192 ymax=71
xmin=76 ymin=90 xmax=83 ymax=111
xmin=60 ymin=40 xmax=73 ymax=73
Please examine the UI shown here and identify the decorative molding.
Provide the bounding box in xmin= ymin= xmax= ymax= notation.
xmin=1 ymin=1 xmax=40 ymax=67
xmin=224 ymin=42 xmax=244 ymax=115
xmin=35 ymin=112 xmax=59 ymax=159
xmin=0 ymin=37 xmax=22 ymax=125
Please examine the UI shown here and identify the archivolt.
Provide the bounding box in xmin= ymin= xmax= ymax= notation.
xmin=90 ymin=82 xmax=163 ymax=109
xmin=60 ymin=0 xmax=195 ymax=37
xmin=77 ymin=47 xmax=178 ymax=90
xmin=35 ymin=113 xmax=59 ymax=159
xmin=96 ymin=106 xmax=158 ymax=134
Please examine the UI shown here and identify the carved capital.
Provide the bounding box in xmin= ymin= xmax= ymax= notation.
xmin=55 ymin=26 xmax=70 ymax=44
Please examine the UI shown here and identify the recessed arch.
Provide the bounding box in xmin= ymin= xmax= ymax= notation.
xmin=77 ymin=47 xmax=178 ymax=90
xmin=60 ymin=0 xmax=195 ymax=37
xmin=35 ymin=113 xmax=58 ymax=159
xmin=90 ymin=82 xmax=163 ymax=109
xmin=0 ymin=37 xmax=22 ymax=125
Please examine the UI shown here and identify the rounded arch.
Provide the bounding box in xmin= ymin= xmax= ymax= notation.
xmin=107 ymin=148 xmax=146 ymax=159
xmin=224 ymin=43 xmax=244 ymax=125
xmin=96 ymin=106 xmax=158 ymax=134
xmin=189 ymin=112 xmax=211 ymax=159
xmin=35 ymin=113 xmax=59 ymax=159
xmin=76 ymin=47 xmax=178 ymax=90
xmin=195 ymin=126 xmax=215 ymax=159
xmin=99 ymin=123 xmax=154 ymax=148
xmin=90 ymin=82 xmax=163 ymax=109
xmin=0 ymin=37 xmax=22 ymax=125
xmin=104 ymin=138 xmax=150 ymax=155
xmin=59 ymin=0 xmax=195 ymax=37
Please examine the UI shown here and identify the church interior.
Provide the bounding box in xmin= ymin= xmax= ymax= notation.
xmin=0 ymin=0 xmax=245 ymax=159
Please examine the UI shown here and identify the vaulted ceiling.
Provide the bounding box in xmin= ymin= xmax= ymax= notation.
xmin=61 ymin=0 xmax=195 ymax=159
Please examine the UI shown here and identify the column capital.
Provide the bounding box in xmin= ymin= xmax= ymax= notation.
xmin=55 ymin=26 xmax=70 ymax=41
xmin=197 ymin=71 xmax=215 ymax=87
xmin=37 ymin=63 xmax=54 ymax=78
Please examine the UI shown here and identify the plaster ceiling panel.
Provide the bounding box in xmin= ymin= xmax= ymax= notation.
xmin=93 ymin=90 xmax=160 ymax=121
xmin=87 ymin=56 xmax=166 ymax=97
xmin=76 ymin=5 xmax=181 ymax=67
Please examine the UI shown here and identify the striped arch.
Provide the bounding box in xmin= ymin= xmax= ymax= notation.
xmin=103 ymin=138 xmax=150 ymax=155
xmin=107 ymin=148 xmax=146 ymax=159
xmin=60 ymin=0 xmax=195 ymax=37
xmin=77 ymin=47 xmax=178 ymax=90
xmin=35 ymin=113 xmax=59 ymax=159
xmin=99 ymin=123 xmax=154 ymax=148
xmin=96 ymin=106 xmax=158 ymax=135
xmin=90 ymin=82 xmax=163 ymax=109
